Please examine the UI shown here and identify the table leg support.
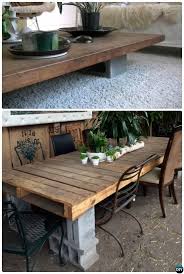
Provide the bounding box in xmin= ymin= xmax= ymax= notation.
xmin=49 ymin=207 xmax=99 ymax=270
xmin=82 ymin=55 xmax=127 ymax=78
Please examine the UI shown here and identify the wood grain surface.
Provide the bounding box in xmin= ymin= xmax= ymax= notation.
xmin=3 ymin=32 xmax=164 ymax=93
xmin=3 ymin=137 xmax=169 ymax=220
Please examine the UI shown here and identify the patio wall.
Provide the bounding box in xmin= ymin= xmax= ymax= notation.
xmin=2 ymin=117 xmax=95 ymax=169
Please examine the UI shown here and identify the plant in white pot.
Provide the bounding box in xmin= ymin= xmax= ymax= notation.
xmin=106 ymin=149 xmax=116 ymax=163
xmin=87 ymin=130 xmax=108 ymax=162
xmin=91 ymin=156 xmax=100 ymax=166
xmin=78 ymin=144 xmax=88 ymax=155
xmin=114 ymin=147 xmax=121 ymax=159
xmin=80 ymin=153 xmax=88 ymax=165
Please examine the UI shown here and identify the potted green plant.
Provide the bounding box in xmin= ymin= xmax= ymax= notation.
xmin=87 ymin=130 xmax=108 ymax=162
xmin=92 ymin=111 xmax=149 ymax=146
xmin=80 ymin=153 xmax=88 ymax=165
xmin=58 ymin=2 xmax=104 ymax=30
xmin=78 ymin=144 xmax=88 ymax=155
xmin=106 ymin=149 xmax=116 ymax=163
xmin=114 ymin=147 xmax=121 ymax=159
xmin=91 ymin=155 xmax=100 ymax=166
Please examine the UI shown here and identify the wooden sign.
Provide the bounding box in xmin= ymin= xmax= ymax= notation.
xmin=9 ymin=124 xmax=50 ymax=167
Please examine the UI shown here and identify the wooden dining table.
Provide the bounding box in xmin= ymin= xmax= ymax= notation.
xmin=2 ymin=137 xmax=169 ymax=270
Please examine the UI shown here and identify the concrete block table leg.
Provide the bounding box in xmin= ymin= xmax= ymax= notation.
xmin=82 ymin=55 xmax=127 ymax=78
xmin=49 ymin=207 xmax=99 ymax=271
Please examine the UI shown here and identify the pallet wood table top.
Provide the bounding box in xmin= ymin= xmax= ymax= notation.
xmin=3 ymin=137 xmax=169 ymax=220
xmin=2 ymin=32 xmax=164 ymax=93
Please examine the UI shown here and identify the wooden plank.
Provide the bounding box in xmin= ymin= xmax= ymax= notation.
xmin=16 ymin=187 xmax=29 ymax=198
xmin=3 ymin=32 xmax=164 ymax=93
xmin=3 ymin=183 xmax=65 ymax=218
xmin=33 ymin=161 xmax=119 ymax=182
xmin=24 ymin=193 xmax=65 ymax=217
xmin=14 ymin=166 xmax=108 ymax=192
xmin=2 ymin=137 xmax=170 ymax=220
xmin=9 ymin=169 xmax=93 ymax=198
xmin=2 ymin=127 xmax=12 ymax=169
xmin=2 ymin=171 xmax=88 ymax=206
xmin=49 ymin=157 xmax=122 ymax=177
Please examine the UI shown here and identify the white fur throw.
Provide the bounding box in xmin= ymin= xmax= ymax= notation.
xmin=10 ymin=2 xmax=55 ymax=14
xmin=101 ymin=4 xmax=181 ymax=30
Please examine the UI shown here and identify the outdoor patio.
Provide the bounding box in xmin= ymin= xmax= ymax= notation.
xmin=3 ymin=175 xmax=182 ymax=272
xmin=2 ymin=111 xmax=182 ymax=272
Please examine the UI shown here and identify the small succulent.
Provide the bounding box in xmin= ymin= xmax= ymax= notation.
xmin=92 ymin=156 xmax=99 ymax=160
xmin=78 ymin=144 xmax=88 ymax=153
xmin=80 ymin=153 xmax=88 ymax=160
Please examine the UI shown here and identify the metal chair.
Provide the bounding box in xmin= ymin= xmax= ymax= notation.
xmin=3 ymin=201 xmax=65 ymax=272
xmin=140 ymin=126 xmax=182 ymax=218
xmin=51 ymin=133 xmax=76 ymax=156
xmin=15 ymin=140 xmax=45 ymax=166
xmin=95 ymin=154 xmax=158 ymax=257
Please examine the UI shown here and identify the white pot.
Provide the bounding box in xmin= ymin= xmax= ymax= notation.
xmin=87 ymin=152 xmax=106 ymax=162
xmin=115 ymin=151 xmax=121 ymax=159
xmin=91 ymin=158 xmax=100 ymax=166
xmin=81 ymin=152 xmax=87 ymax=156
xmin=107 ymin=156 xmax=113 ymax=162
xmin=81 ymin=157 xmax=88 ymax=165
xmin=120 ymin=147 xmax=127 ymax=155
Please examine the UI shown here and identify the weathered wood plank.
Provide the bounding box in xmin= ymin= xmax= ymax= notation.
xmin=3 ymin=32 xmax=164 ymax=93
xmin=3 ymin=137 xmax=171 ymax=220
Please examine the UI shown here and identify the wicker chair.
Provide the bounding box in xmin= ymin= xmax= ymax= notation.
xmin=3 ymin=201 xmax=65 ymax=272
xmin=139 ymin=126 xmax=182 ymax=217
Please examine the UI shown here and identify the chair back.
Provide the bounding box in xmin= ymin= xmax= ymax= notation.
xmin=15 ymin=140 xmax=45 ymax=166
xmin=113 ymin=154 xmax=159 ymax=214
xmin=160 ymin=126 xmax=182 ymax=186
xmin=51 ymin=133 xmax=76 ymax=156
xmin=3 ymin=201 xmax=27 ymax=253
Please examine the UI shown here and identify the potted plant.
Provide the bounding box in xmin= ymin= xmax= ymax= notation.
xmin=80 ymin=153 xmax=88 ymax=165
xmin=58 ymin=2 xmax=104 ymax=30
xmin=78 ymin=144 xmax=88 ymax=155
xmin=91 ymin=156 xmax=100 ymax=166
xmin=114 ymin=147 xmax=121 ymax=159
xmin=106 ymin=149 xmax=116 ymax=163
xmin=92 ymin=111 xmax=149 ymax=146
xmin=87 ymin=130 xmax=108 ymax=162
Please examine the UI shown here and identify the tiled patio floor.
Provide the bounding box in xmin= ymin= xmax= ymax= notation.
xmin=3 ymin=176 xmax=182 ymax=272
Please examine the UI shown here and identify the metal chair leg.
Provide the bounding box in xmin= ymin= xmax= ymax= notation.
xmin=120 ymin=209 xmax=143 ymax=235
xmin=26 ymin=255 xmax=30 ymax=272
xmin=170 ymin=182 xmax=178 ymax=204
xmin=97 ymin=225 xmax=124 ymax=257
xmin=159 ymin=187 xmax=166 ymax=218
xmin=168 ymin=185 xmax=172 ymax=197
xmin=58 ymin=224 xmax=67 ymax=266
xmin=142 ymin=185 xmax=147 ymax=197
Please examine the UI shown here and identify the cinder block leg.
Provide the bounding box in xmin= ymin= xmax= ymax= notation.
xmin=49 ymin=207 xmax=99 ymax=271
xmin=82 ymin=55 xmax=127 ymax=78
xmin=104 ymin=55 xmax=127 ymax=78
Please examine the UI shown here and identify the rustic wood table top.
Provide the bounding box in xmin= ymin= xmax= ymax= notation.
xmin=3 ymin=137 xmax=169 ymax=220
xmin=2 ymin=32 xmax=164 ymax=93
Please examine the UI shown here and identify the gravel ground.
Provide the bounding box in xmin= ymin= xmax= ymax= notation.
xmin=3 ymin=175 xmax=182 ymax=272
xmin=3 ymin=51 xmax=181 ymax=109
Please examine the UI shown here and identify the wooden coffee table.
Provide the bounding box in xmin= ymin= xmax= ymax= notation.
xmin=3 ymin=32 xmax=164 ymax=93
